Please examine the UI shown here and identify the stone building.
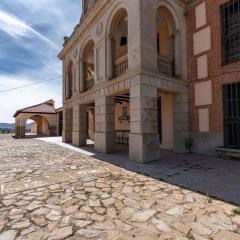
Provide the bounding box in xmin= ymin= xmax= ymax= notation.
xmin=58 ymin=0 xmax=240 ymax=161
xmin=14 ymin=100 xmax=63 ymax=138
xmin=58 ymin=0 xmax=188 ymax=163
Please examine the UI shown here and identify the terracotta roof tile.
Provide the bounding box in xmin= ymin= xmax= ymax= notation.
xmin=13 ymin=100 xmax=57 ymax=117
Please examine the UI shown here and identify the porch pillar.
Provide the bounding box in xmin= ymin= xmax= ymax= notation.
xmin=174 ymin=31 xmax=181 ymax=76
xmin=129 ymin=80 xmax=160 ymax=163
xmin=94 ymin=95 xmax=115 ymax=153
xmin=79 ymin=59 xmax=84 ymax=93
xmin=106 ymin=35 xmax=113 ymax=80
xmin=173 ymin=92 xmax=189 ymax=153
xmin=63 ymin=108 xmax=72 ymax=143
xmin=15 ymin=117 xmax=25 ymax=138
xmin=72 ymin=104 xmax=87 ymax=146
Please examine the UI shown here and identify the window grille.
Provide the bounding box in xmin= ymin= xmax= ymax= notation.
xmin=223 ymin=82 xmax=240 ymax=148
xmin=221 ymin=0 xmax=240 ymax=64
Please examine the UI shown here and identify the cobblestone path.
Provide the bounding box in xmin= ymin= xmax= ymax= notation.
xmin=0 ymin=134 xmax=240 ymax=240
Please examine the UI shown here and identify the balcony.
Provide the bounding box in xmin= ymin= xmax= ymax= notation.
xmin=114 ymin=55 xmax=128 ymax=78
xmin=158 ymin=55 xmax=175 ymax=76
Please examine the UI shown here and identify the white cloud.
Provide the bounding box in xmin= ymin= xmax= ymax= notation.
xmin=0 ymin=0 xmax=81 ymax=122
xmin=0 ymin=9 xmax=58 ymax=49
xmin=0 ymin=74 xmax=62 ymax=123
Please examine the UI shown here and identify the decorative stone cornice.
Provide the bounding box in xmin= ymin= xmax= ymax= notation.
xmin=58 ymin=0 xmax=111 ymax=59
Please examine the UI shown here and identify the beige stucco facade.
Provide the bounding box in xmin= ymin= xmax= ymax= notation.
xmin=14 ymin=100 xmax=62 ymax=138
xmin=59 ymin=0 xmax=189 ymax=163
xmin=15 ymin=113 xmax=58 ymax=138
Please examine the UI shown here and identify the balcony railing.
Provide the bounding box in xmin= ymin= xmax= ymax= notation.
xmin=84 ymin=76 xmax=94 ymax=91
xmin=114 ymin=55 xmax=128 ymax=78
xmin=158 ymin=55 xmax=174 ymax=76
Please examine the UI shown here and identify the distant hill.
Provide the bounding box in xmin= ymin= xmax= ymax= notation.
xmin=0 ymin=123 xmax=32 ymax=129
xmin=0 ymin=123 xmax=15 ymax=129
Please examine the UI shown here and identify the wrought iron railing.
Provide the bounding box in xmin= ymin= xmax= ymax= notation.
xmin=158 ymin=55 xmax=174 ymax=76
xmin=114 ymin=55 xmax=128 ymax=78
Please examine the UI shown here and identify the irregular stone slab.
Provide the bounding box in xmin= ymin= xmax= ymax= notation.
xmin=2 ymin=180 xmax=29 ymax=194
xmin=49 ymin=173 xmax=72 ymax=183
xmin=12 ymin=220 xmax=31 ymax=229
xmin=26 ymin=201 xmax=43 ymax=211
xmin=88 ymin=199 xmax=101 ymax=207
xmin=90 ymin=213 xmax=105 ymax=221
xmin=124 ymin=198 xmax=141 ymax=209
xmin=101 ymin=197 xmax=116 ymax=207
xmin=114 ymin=220 xmax=133 ymax=232
xmin=48 ymin=226 xmax=73 ymax=240
xmin=77 ymin=229 xmax=101 ymax=239
xmin=172 ymin=222 xmax=191 ymax=235
xmin=31 ymin=216 xmax=47 ymax=226
xmin=27 ymin=230 xmax=47 ymax=240
xmin=2 ymin=199 xmax=16 ymax=207
xmin=166 ymin=206 xmax=184 ymax=216
xmin=151 ymin=218 xmax=171 ymax=232
xmin=119 ymin=207 xmax=136 ymax=221
xmin=0 ymin=230 xmax=17 ymax=240
xmin=28 ymin=176 xmax=53 ymax=188
xmin=75 ymin=220 xmax=92 ymax=228
xmin=31 ymin=207 xmax=49 ymax=215
xmin=214 ymin=230 xmax=240 ymax=240
xmin=131 ymin=210 xmax=156 ymax=222
xmin=93 ymin=220 xmax=116 ymax=230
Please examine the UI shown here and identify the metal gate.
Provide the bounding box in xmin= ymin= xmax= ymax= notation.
xmin=223 ymin=82 xmax=240 ymax=148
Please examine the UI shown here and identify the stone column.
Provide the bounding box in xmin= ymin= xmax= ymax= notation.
xmin=15 ymin=117 xmax=25 ymax=138
xmin=79 ymin=59 xmax=84 ymax=93
xmin=72 ymin=104 xmax=87 ymax=146
xmin=173 ymin=92 xmax=189 ymax=153
xmin=94 ymin=96 xmax=115 ymax=153
xmin=129 ymin=79 xmax=160 ymax=163
xmin=174 ymin=31 xmax=181 ymax=76
xmin=63 ymin=108 xmax=72 ymax=143
xmin=106 ymin=35 xmax=113 ymax=80
xmin=62 ymin=62 xmax=66 ymax=101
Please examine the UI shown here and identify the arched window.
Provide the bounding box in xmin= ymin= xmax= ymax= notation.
xmin=109 ymin=8 xmax=128 ymax=79
xmin=156 ymin=6 xmax=176 ymax=76
xmin=82 ymin=40 xmax=95 ymax=91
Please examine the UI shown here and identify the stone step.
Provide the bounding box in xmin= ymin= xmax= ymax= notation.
xmin=216 ymin=147 xmax=240 ymax=160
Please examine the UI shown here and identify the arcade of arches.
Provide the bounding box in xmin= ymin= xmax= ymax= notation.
xmin=59 ymin=0 xmax=188 ymax=163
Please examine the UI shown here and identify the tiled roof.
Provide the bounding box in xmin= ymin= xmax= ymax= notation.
xmin=13 ymin=100 xmax=57 ymax=117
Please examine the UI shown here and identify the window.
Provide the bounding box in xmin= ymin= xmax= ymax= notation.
xmin=221 ymin=0 xmax=240 ymax=64
xmin=223 ymin=83 xmax=240 ymax=148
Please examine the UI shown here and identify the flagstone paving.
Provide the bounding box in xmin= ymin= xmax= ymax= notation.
xmin=0 ymin=134 xmax=240 ymax=240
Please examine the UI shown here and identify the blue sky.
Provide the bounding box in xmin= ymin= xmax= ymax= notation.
xmin=0 ymin=0 xmax=81 ymax=122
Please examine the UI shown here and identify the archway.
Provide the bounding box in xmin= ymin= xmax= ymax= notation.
xmin=156 ymin=6 xmax=177 ymax=76
xmin=82 ymin=40 xmax=95 ymax=91
xmin=109 ymin=8 xmax=128 ymax=79
xmin=25 ymin=115 xmax=50 ymax=137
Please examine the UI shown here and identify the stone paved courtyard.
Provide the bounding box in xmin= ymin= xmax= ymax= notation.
xmin=0 ymin=135 xmax=240 ymax=240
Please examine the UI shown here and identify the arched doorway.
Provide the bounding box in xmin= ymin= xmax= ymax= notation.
xmin=25 ymin=115 xmax=50 ymax=137
xmin=82 ymin=40 xmax=95 ymax=91
xmin=109 ymin=8 xmax=128 ymax=79
xmin=156 ymin=6 xmax=177 ymax=76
